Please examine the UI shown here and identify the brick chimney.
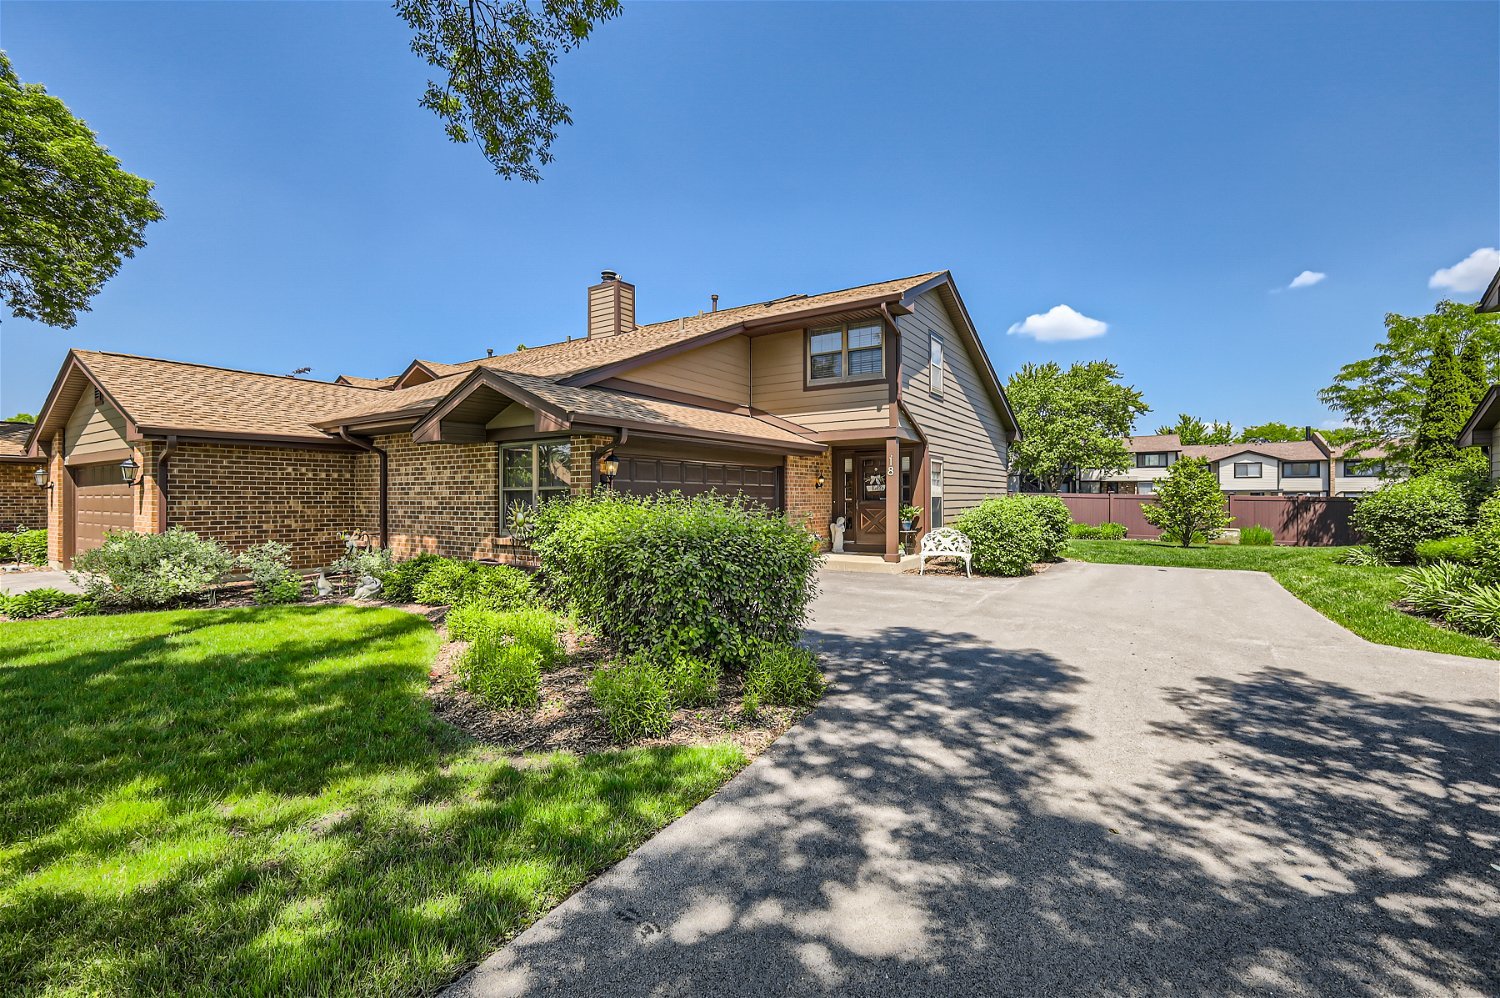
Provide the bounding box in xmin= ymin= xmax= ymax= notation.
xmin=587 ymin=270 xmax=635 ymax=338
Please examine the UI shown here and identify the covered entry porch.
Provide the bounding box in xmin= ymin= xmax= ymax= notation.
xmin=828 ymin=428 xmax=929 ymax=563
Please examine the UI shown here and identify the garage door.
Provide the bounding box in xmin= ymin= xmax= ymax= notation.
xmin=73 ymin=462 xmax=133 ymax=555
xmin=613 ymin=456 xmax=782 ymax=510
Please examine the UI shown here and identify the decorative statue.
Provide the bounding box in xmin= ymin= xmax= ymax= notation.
xmin=352 ymin=574 xmax=382 ymax=601
xmin=315 ymin=570 xmax=333 ymax=598
xmin=829 ymin=515 xmax=848 ymax=554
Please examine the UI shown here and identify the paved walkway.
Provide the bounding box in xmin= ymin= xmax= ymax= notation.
xmin=449 ymin=562 xmax=1499 ymax=996
xmin=0 ymin=569 xmax=80 ymax=595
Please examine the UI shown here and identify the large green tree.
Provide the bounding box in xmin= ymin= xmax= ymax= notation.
xmin=1006 ymin=360 xmax=1148 ymax=490
xmin=1141 ymin=457 xmax=1231 ymax=547
xmin=394 ymin=0 xmax=621 ymax=182
xmin=1156 ymin=413 xmax=1234 ymax=445
xmin=1238 ymin=421 xmax=1307 ymax=444
xmin=1319 ymin=300 xmax=1500 ymax=465
xmin=3 ymin=413 xmax=34 ymax=423
xmin=1459 ymin=333 xmax=1491 ymax=404
xmin=1410 ymin=330 xmax=1472 ymax=475
xmin=0 ymin=52 xmax=163 ymax=328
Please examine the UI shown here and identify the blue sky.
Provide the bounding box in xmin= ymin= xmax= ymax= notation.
xmin=2 ymin=1 xmax=1496 ymax=432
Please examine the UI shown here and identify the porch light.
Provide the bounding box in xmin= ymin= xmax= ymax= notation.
xmin=120 ymin=456 xmax=141 ymax=486
xmin=597 ymin=451 xmax=620 ymax=487
xmin=34 ymin=466 xmax=49 ymax=489
xmin=815 ymin=474 xmax=826 ymax=489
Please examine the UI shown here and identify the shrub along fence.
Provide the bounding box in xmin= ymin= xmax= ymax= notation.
xmin=1057 ymin=493 xmax=1359 ymax=547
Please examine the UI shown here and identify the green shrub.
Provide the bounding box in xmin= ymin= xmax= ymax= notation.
xmin=0 ymin=587 xmax=80 ymax=619
xmin=378 ymin=553 xmax=444 ymax=602
xmin=1352 ymin=475 xmax=1469 ymax=564
xmin=662 ymin=654 xmax=721 ymax=707
xmin=1426 ymin=448 xmax=1494 ymax=516
xmin=1445 ymin=583 xmax=1500 ymax=639
xmin=458 ymin=636 xmax=541 ymax=711
xmin=330 ymin=546 xmax=392 ymax=586
xmin=532 ymin=492 xmax=820 ymax=669
xmin=955 ymin=496 xmax=1067 ymax=576
xmin=71 ymin=528 xmax=234 ymax=607
xmin=1414 ymin=535 xmax=1478 ymax=565
xmin=589 ymin=658 xmax=673 ymax=741
xmin=1473 ymin=495 xmax=1500 ymax=586
xmin=413 ymin=559 xmax=535 ymax=610
xmin=1399 ymin=562 xmax=1475 ymax=617
xmin=237 ymin=541 xmax=302 ymax=605
xmin=1142 ymin=457 xmax=1231 ymax=547
xmin=1069 ymin=522 xmax=1126 ymax=540
xmin=6 ymin=529 xmax=48 ymax=565
xmin=447 ymin=604 xmax=564 ymax=669
xmin=1239 ymin=525 xmax=1275 ymax=546
xmin=744 ymin=642 xmax=825 ymax=707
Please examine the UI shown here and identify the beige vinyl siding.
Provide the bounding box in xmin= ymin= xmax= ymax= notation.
xmin=626 ymin=335 xmax=750 ymax=405
xmin=897 ymin=288 xmax=1010 ymax=522
xmin=749 ymin=330 xmax=889 ymax=431
xmin=64 ymin=393 xmax=129 ymax=458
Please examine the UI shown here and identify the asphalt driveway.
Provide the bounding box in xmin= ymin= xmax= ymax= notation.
xmin=450 ymin=562 xmax=1499 ymax=997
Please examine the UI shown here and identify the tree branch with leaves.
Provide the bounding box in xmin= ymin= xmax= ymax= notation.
xmin=1006 ymin=360 xmax=1148 ymax=491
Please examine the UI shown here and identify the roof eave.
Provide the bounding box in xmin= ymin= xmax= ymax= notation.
xmin=1458 ymin=384 xmax=1499 ymax=446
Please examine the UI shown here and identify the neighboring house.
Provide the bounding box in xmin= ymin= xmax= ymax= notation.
xmin=1458 ymin=384 xmax=1499 ymax=484
xmin=1075 ymin=429 xmax=1396 ymax=497
xmin=0 ymin=422 xmax=47 ymax=531
xmin=27 ymin=270 xmax=1018 ymax=568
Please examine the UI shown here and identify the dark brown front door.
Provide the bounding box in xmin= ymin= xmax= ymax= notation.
xmin=853 ymin=454 xmax=887 ymax=550
xmin=72 ymin=462 xmax=132 ymax=556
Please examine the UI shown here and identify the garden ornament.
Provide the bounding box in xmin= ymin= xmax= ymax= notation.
xmin=829 ymin=516 xmax=847 ymax=554
xmin=353 ymin=573 xmax=382 ymax=601
xmin=315 ymin=570 xmax=333 ymax=597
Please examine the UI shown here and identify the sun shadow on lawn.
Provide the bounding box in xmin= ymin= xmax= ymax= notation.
xmin=456 ymin=624 xmax=1500 ymax=997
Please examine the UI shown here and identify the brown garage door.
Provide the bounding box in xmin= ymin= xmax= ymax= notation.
xmin=73 ymin=462 xmax=133 ymax=555
xmin=614 ymin=456 xmax=783 ymax=510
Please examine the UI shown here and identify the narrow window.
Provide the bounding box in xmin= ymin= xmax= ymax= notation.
xmin=930 ymin=457 xmax=944 ymax=527
xmin=929 ymin=333 xmax=945 ymax=396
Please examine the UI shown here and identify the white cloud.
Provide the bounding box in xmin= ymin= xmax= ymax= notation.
xmin=1287 ymin=270 xmax=1326 ymax=290
xmin=1428 ymin=247 xmax=1500 ymax=293
xmin=1006 ymin=304 xmax=1108 ymax=342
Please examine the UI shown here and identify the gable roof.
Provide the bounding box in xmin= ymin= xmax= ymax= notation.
xmin=1479 ymin=267 xmax=1500 ymax=314
xmin=1459 ymin=384 xmax=1499 ymax=446
xmin=1184 ymin=440 xmax=1326 ymax=462
xmin=335 ymin=374 xmax=399 ymax=389
xmin=1125 ymin=434 xmax=1182 ymax=452
xmin=0 ymin=421 xmax=42 ymax=463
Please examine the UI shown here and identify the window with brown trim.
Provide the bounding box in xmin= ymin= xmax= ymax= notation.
xmin=930 ymin=457 xmax=944 ymax=526
xmin=500 ymin=440 xmax=571 ymax=530
xmin=807 ymin=321 xmax=884 ymax=386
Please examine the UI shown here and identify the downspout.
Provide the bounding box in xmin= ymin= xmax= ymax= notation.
xmin=338 ymin=427 xmax=388 ymax=548
xmin=156 ymin=435 xmax=177 ymax=532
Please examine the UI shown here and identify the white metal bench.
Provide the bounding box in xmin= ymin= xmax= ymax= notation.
xmin=918 ymin=527 xmax=972 ymax=578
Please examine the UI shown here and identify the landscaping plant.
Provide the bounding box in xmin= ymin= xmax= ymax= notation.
xmin=1069 ymin=522 xmax=1126 ymax=540
xmin=447 ymin=604 xmax=564 ymax=669
xmin=1141 ymin=456 xmax=1231 ymax=547
xmin=589 ymin=657 xmax=674 ymax=741
xmin=0 ymin=587 xmax=80 ymax=619
xmin=662 ymin=654 xmax=721 ymax=708
xmin=1472 ymin=494 xmax=1500 ymax=586
xmin=955 ymin=494 xmax=1072 ymax=576
xmin=237 ymin=540 xmax=302 ymax=605
xmin=1352 ymin=475 xmax=1470 ymax=564
xmin=1414 ymin=536 xmax=1478 ymax=565
xmin=532 ymin=492 xmax=820 ymax=669
xmin=744 ymin=642 xmax=825 ymax=707
xmin=459 ymin=633 xmax=542 ymax=710
xmin=1239 ymin=525 xmax=1275 ymax=546
xmin=413 ymin=558 xmax=535 ymax=609
xmin=1400 ymin=562 xmax=1474 ymax=617
xmin=378 ymin=552 xmax=444 ymax=601
xmin=70 ymin=527 xmax=233 ymax=607
xmin=1 ymin=528 xmax=48 ymax=565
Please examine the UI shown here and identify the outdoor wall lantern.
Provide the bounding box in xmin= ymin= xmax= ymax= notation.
xmin=815 ymin=474 xmax=826 ymax=489
xmin=597 ymin=451 xmax=620 ymax=487
xmin=34 ymin=466 xmax=51 ymax=489
xmin=120 ymin=456 xmax=144 ymax=487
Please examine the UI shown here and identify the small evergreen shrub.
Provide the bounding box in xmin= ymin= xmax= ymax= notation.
xmin=71 ymin=528 xmax=233 ymax=607
xmin=1239 ymin=525 xmax=1275 ymax=546
xmin=662 ymin=654 xmax=721 ymax=707
xmin=1069 ymin=522 xmax=1126 ymax=540
xmin=459 ymin=636 xmax=541 ymax=711
xmin=1414 ymin=536 xmax=1478 ymax=565
xmin=589 ymin=658 xmax=673 ymax=741
xmin=413 ymin=560 xmax=535 ymax=610
xmin=955 ymin=495 xmax=1069 ymax=576
xmin=1353 ymin=475 xmax=1470 ymax=564
xmin=744 ymin=642 xmax=825 ymax=707
xmin=378 ymin=553 xmax=444 ymax=602
xmin=0 ymin=587 xmax=80 ymax=619
xmin=237 ymin=541 xmax=302 ymax=605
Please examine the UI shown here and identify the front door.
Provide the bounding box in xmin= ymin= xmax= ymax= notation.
xmin=854 ymin=454 xmax=887 ymax=549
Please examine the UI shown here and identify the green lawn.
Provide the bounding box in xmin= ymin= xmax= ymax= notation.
xmin=1065 ymin=540 xmax=1500 ymax=660
xmin=0 ymin=606 xmax=745 ymax=996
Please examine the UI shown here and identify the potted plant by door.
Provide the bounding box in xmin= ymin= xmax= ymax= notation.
xmin=900 ymin=505 xmax=923 ymax=532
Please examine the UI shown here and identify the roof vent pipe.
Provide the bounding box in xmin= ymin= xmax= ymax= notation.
xmin=711 ymin=294 xmax=719 ymax=312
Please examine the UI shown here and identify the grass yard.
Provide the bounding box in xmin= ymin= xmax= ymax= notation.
xmin=1065 ymin=540 xmax=1500 ymax=661
xmin=0 ymin=606 xmax=746 ymax=996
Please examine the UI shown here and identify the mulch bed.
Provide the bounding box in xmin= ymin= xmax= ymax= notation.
xmin=425 ymin=616 xmax=803 ymax=758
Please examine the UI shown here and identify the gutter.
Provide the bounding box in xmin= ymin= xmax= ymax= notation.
xmin=337 ymin=427 xmax=388 ymax=548
xmin=156 ymin=435 xmax=177 ymax=532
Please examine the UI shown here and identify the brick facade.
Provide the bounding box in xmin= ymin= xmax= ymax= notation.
xmin=46 ymin=433 xmax=66 ymax=565
xmin=785 ymin=449 xmax=833 ymax=552
xmin=381 ymin=434 xmax=501 ymax=561
xmin=0 ymin=462 xmax=45 ymax=532
xmin=165 ymin=441 xmax=377 ymax=569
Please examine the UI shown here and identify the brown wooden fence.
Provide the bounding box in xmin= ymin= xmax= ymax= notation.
xmin=1057 ymin=493 xmax=1358 ymax=547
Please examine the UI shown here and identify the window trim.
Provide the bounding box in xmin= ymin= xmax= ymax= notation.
xmin=1232 ymin=461 xmax=1263 ymax=479
xmin=804 ymin=321 xmax=886 ymax=389
xmin=1135 ymin=452 xmax=1170 ymax=468
xmin=929 ymin=456 xmax=944 ymax=528
xmin=929 ymin=332 xmax=944 ymax=397
xmin=1282 ymin=461 xmax=1320 ymax=478
xmin=499 ymin=438 xmax=573 ymax=533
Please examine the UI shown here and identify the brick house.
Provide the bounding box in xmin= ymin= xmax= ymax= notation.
xmin=0 ymin=421 xmax=47 ymax=532
xmin=27 ymin=270 xmax=1018 ymax=569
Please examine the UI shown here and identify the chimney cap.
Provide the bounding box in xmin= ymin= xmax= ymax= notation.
xmin=600 ymin=269 xmax=620 ymax=283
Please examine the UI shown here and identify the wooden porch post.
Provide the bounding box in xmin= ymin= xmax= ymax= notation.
xmin=884 ymin=436 xmax=900 ymax=562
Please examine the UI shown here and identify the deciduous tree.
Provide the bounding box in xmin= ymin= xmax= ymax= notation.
xmin=1237 ymin=421 xmax=1307 ymax=444
xmin=1141 ymin=457 xmax=1231 ymax=547
xmin=0 ymin=52 xmax=163 ymax=328
xmin=1006 ymin=360 xmax=1148 ymax=490
xmin=1155 ymin=413 xmax=1235 ymax=445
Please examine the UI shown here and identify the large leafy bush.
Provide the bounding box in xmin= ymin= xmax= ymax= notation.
xmin=1414 ymin=536 xmax=1478 ymax=565
xmin=1352 ymin=476 xmax=1469 ymax=564
xmin=71 ymin=528 xmax=233 ymax=607
xmin=1473 ymin=494 xmax=1500 ymax=586
xmin=532 ymin=492 xmax=820 ymax=668
xmin=954 ymin=495 xmax=1069 ymax=576
xmin=378 ymin=553 xmax=443 ymax=602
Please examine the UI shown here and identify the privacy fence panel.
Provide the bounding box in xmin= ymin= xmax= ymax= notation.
xmin=1057 ymin=493 xmax=1358 ymax=547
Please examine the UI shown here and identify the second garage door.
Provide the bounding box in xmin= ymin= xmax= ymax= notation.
xmin=73 ymin=462 xmax=134 ymax=556
xmin=613 ymin=455 xmax=782 ymax=510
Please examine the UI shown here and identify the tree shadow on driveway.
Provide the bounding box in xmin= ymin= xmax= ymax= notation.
xmin=453 ymin=624 xmax=1498 ymax=997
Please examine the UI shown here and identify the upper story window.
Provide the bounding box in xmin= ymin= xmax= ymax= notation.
xmin=807 ymin=321 xmax=883 ymax=386
xmin=500 ymin=440 xmax=572 ymax=530
xmin=1344 ymin=460 xmax=1384 ymax=477
xmin=1136 ymin=452 xmax=1170 ymax=468
xmin=929 ymin=333 xmax=945 ymax=396
xmin=1233 ymin=461 xmax=1263 ymax=479
xmin=1283 ymin=461 xmax=1320 ymax=478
